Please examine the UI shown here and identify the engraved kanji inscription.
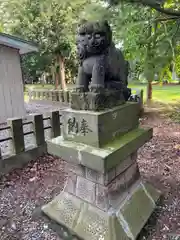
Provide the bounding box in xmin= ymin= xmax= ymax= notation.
xmin=67 ymin=117 xmax=79 ymax=134
xmin=79 ymin=119 xmax=92 ymax=136
xmin=67 ymin=117 xmax=92 ymax=136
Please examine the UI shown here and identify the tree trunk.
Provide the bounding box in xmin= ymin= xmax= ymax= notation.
xmin=147 ymin=81 xmax=152 ymax=102
xmin=58 ymin=54 xmax=67 ymax=90
xmin=55 ymin=72 xmax=59 ymax=89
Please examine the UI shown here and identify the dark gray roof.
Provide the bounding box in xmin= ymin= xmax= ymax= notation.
xmin=0 ymin=32 xmax=38 ymax=54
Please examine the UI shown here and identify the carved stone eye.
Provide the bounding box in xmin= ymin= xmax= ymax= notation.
xmin=87 ymin=34 xmax=92 ymax=39
xmin=95 ymin=34 xmax=101 ymax=38
xmin=80 ymin=32 xmax=86 ymax=36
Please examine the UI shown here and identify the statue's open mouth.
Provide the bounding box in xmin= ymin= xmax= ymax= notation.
xmin=88 ymin=45 xmax=101 ymax=52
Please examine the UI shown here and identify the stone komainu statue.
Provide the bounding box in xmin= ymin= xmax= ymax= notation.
xmin=75 ymin=20 xmax=131 ymax=101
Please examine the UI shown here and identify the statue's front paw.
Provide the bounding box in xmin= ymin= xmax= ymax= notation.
xmin=89 ymin=84 xmax=105 ymax=93
xmin=74 ymin=85 xmax=86 ymax=93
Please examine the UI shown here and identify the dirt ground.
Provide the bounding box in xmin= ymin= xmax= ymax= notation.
xmin=0 ymin=111 xmax=180 ymax=240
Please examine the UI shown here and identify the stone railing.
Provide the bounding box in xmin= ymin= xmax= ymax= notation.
xmin=28 ymin=89 xmax=71 ymax=104
xmin=28 ymin=88 xmax=144 ymax=109
xmin=0 ymin=111 xmax=62 ymax=175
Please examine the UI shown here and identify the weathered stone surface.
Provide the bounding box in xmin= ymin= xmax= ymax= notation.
xmin=47 ymin=127 xmax=152 ymax=172
xmin=65 ymin=162 xmax=85 ymax=177
xmin=143 ymin=182 xmax=161 ymax=203
xmin=51 ymin=111 xmax=61 ymax=138
xmin=104 ymin=128 xmax=153 ymax=171
xmin=64 ymin=162 xmax=140 ymax=211
xmin=76 ymin=176 xmax=96 ymax=203
xmin=75 ymin=20 xmax=131 ymax=102
xmin=124 ymin=163 xmax=140 ymax=189
xmin=65 ymin=153 xmax=136 ymax=187
xmin=119 ymin=184 xmax=157 ymax=239
xmin=73 ymin=205 xmax=129 ymax=240
xmin=7 ymin=118 xmax=25 ymax=154
xmin=70 ymin=90 xmax=125 ymax=111
xmin=104 ymin=168 xmax=116 ymax=185
xmin=58 ymin=90 xmax=64 ymax=102
xmin=42 ymin=181 xmax=160 ymax=240
xmin=31 ymin=114 xmax=45 ymax=146
xmin=42 ymin=192 xmax=82 ymax=230
xmin=64 ymin=173 xmax=77 ymax=195
xmin=85 ymin=168 xmax=104 ymax=184
xmin=95 ymin=184 xmax=109 ymax=211
xmin=116 ymin=155 xmax=132 ymax=177
xmin=62 ymin=102 xmax=139 ymax=148
xmin=107 ymin=171 xmax=126 ymax=205
xmin=131 ymin=151 xmax=137 ymax=162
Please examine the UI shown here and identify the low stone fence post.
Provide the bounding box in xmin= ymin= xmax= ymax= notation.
xmin=136 ymin=89 xmax=144 ymax=115
xmin=64 ymin=91 xmax=70 ymax=103
xmin=31 ymin=114 xmax=45 ymax=146
xmin=59 ymin=90 xmax=64 ymax=102
xmin=49 ymin=91 xmax=53 ymax=101
xmin=7 ymin=118 xmax=25 ymax=154
xmin=52 ymin=91 xmax=56 ymax=101
xmin=51 ymin=111 xmax=61 ymax=138
xmin=28 ymin=90 xmax=33 ymax=101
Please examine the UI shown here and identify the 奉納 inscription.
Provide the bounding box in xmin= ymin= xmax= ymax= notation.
xmin=67 ymin=117 xmax=92 ymax=136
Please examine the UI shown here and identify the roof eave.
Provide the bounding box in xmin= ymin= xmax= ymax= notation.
xmin=0 ymin=33 xmax=38 ymax=54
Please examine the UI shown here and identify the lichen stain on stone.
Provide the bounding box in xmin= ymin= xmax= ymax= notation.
xmin=112 ymin=112 xmax=117 ymax=120
xmin=90 ymin=149 xmax=112 ymax=158
xmin=76 ymin=145 xmax=87 ymax=162
xmin=51 ymin=136 xmax=63 ymax=144
xmin=104 ymin=128 xmax=147 ymax=150
xmin=78 ymin=150 xmax=82 ymax=163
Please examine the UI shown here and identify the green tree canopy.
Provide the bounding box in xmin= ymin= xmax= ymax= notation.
xmin=0 ymin=0 xmax=95 ymax=85
xmin=106 ymin=0 xmax=180 ymax=17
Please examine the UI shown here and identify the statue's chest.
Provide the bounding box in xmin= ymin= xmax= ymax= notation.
xmin=83 ymin=56 xmax=106 ymax=74
xmin=82 ymin=57 xmax=96 ymax=74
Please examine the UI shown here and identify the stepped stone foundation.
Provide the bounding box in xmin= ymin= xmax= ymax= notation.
xmin=42 ymin=101 xmax=161 ymax=240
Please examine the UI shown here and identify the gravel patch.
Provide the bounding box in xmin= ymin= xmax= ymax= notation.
xmin=0 ymin=155 xmax=66 ymax=240
xmin=0 ymin=111 xmax=180 ymax=239
xmin=137 ymin=113 xmax=180 ymax=239
xmin=24 ymin=102 xmax=64 ymax=114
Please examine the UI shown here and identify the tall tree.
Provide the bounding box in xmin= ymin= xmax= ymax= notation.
xmin=0 ymin=0 xmax=92 ymax=88
xmin=102 ymin=3 xmax=180 ymax=100
xmin=106 ymin=0 xmax=180 ymax=17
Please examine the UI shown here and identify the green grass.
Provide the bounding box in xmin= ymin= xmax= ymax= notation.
xmin=128 ymin=83 xmax=180 ymax=104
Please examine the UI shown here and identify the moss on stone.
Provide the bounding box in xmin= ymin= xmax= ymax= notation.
xmin=104 ymin=128 xmax=152 ymax=150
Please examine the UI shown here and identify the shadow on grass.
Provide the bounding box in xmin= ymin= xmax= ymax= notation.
xmin=144 ymin=100 xmax=180 ymax=123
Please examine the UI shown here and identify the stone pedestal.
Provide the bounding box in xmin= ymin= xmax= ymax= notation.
xmin=70 ymin=89 xmax=125 ymax=111
xmin=42 ymin=101 xmax=160 ymax=240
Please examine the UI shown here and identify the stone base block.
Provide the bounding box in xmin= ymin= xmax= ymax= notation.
xmin=70 ymin=89 xmax=125 ymax=111
xmin=64 ymin=152 xmax=137 ymax=185
xmin=42 ymin=181 xmax=161 ymax=240
xmin=47 ymin=127 xmax=153 ymax=172
xmin=61 ymin=102 xmax=139 ymax=148
xmin=64 ymin=161 xmax=140 ymax=211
